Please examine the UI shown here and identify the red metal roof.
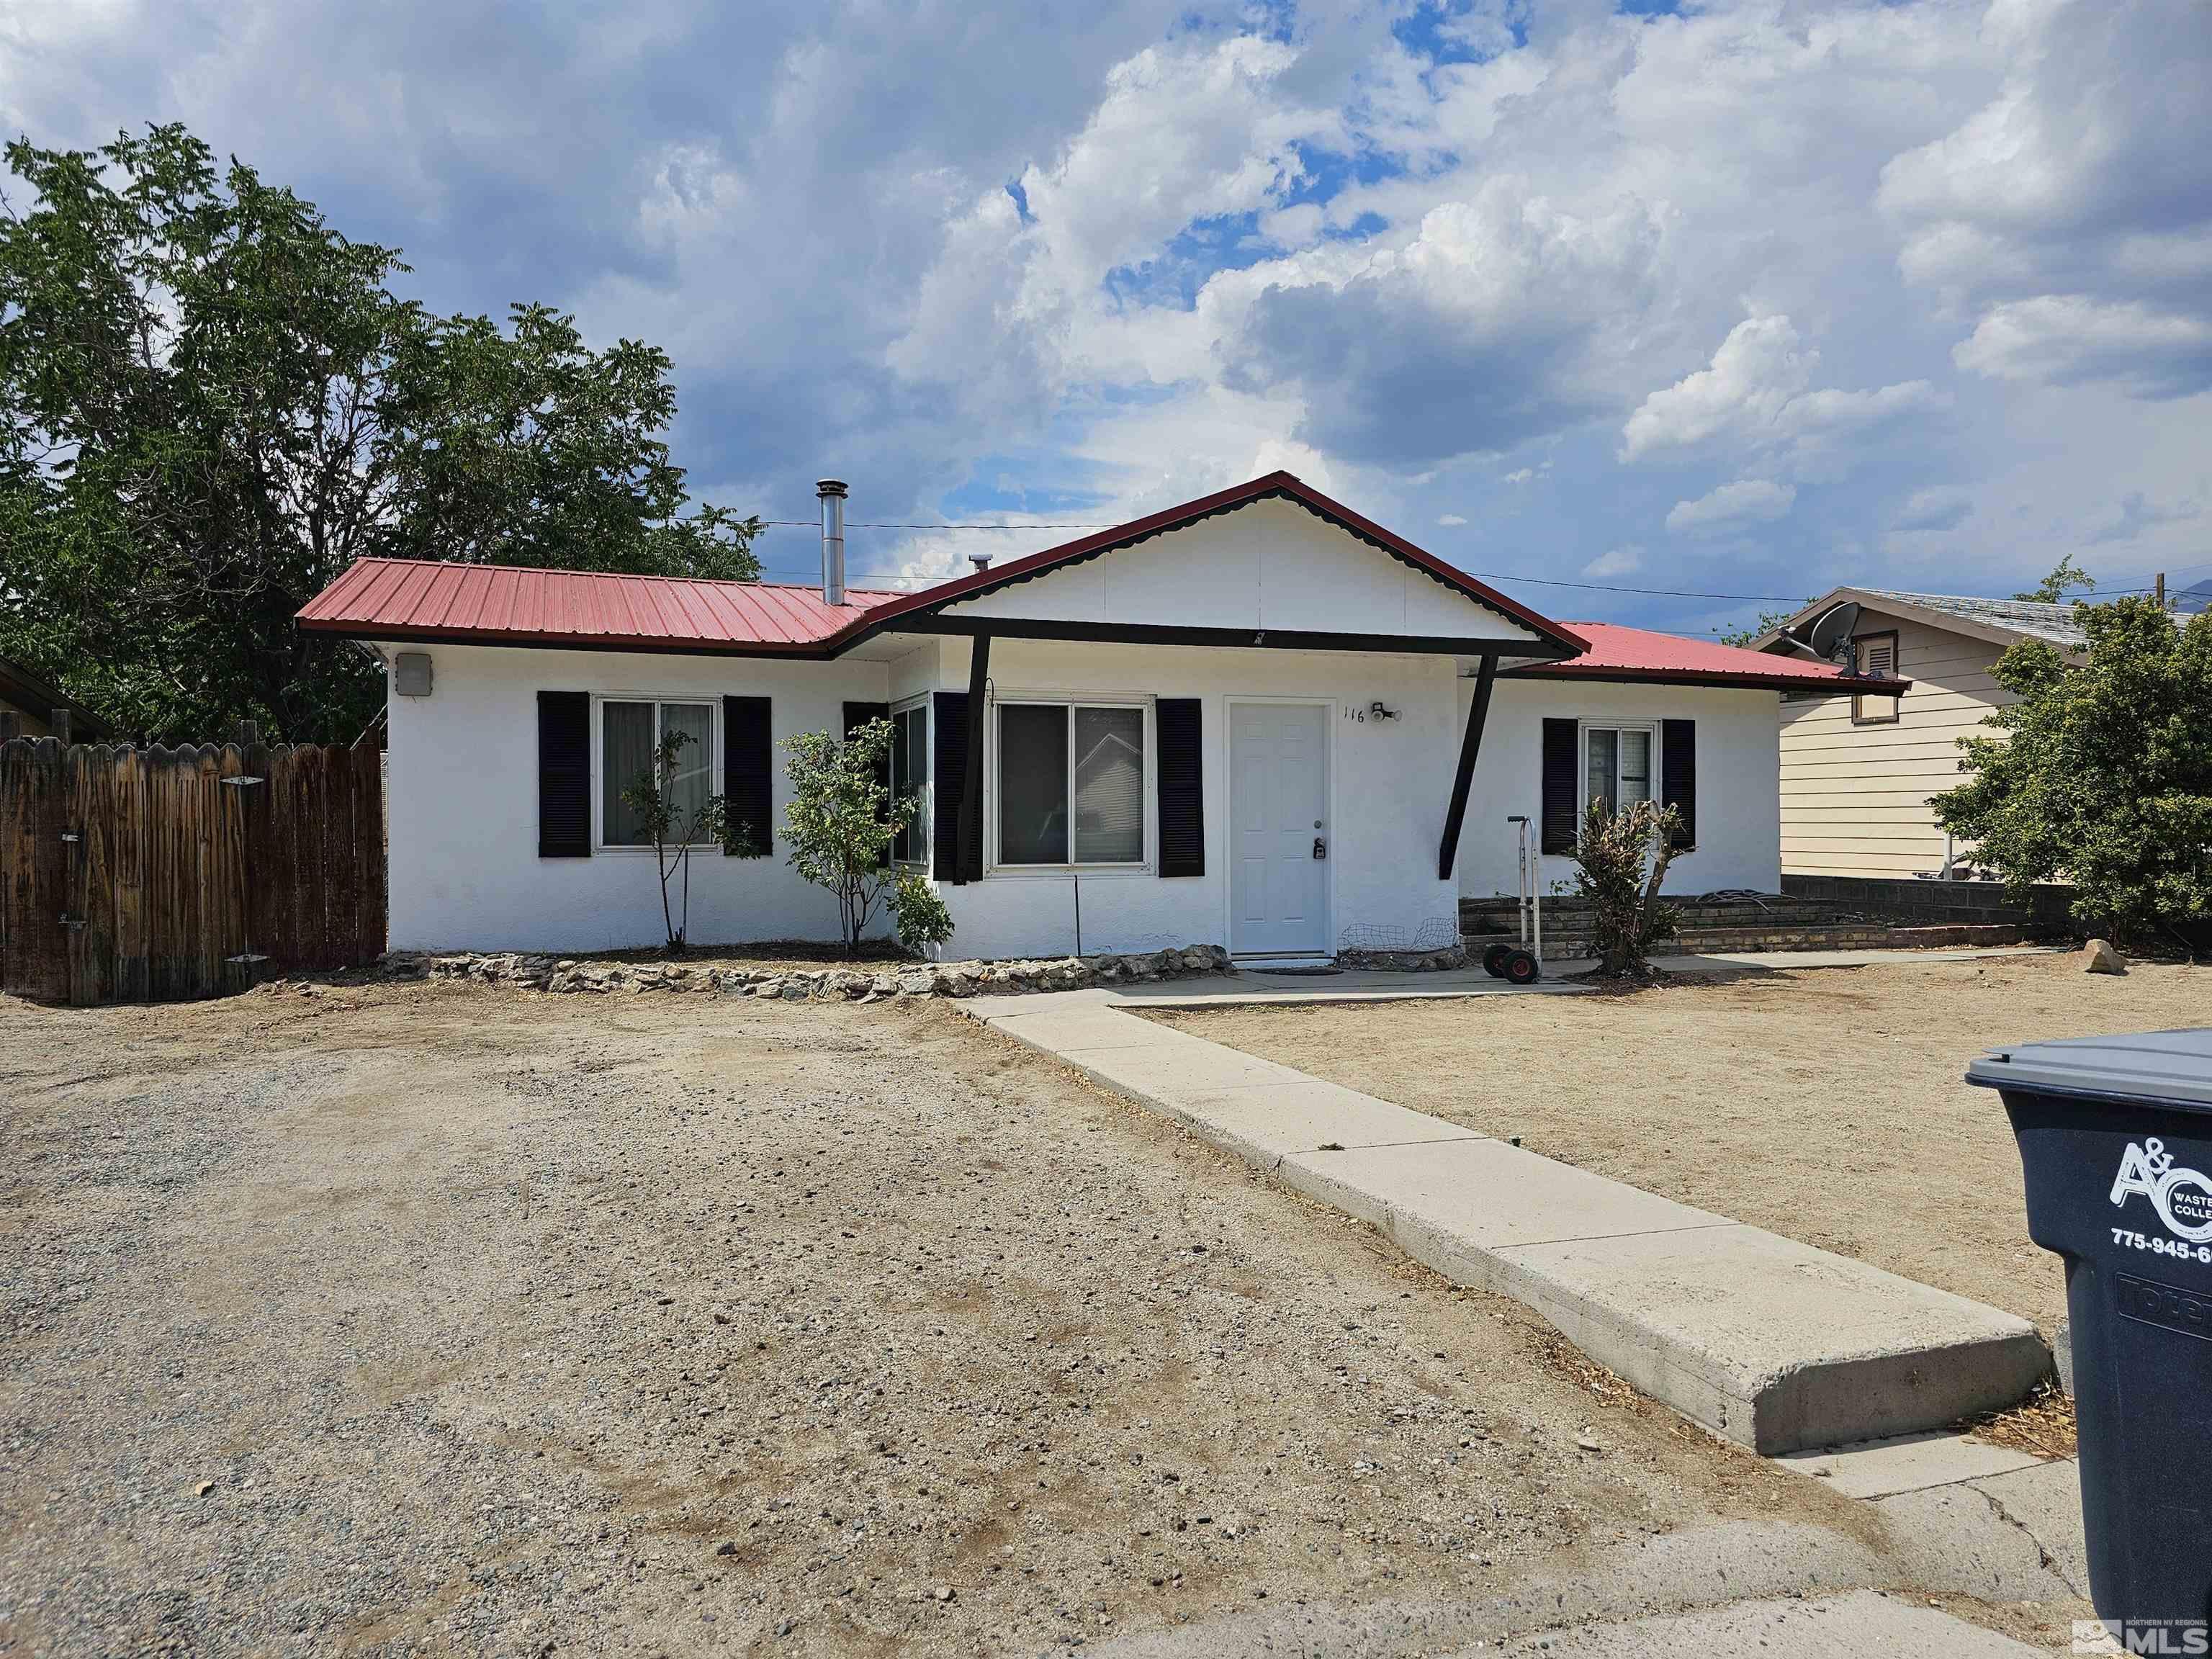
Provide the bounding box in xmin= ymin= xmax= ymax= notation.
xmin=297 ymin=558 xmax=906 ymax=655
xmin=1510 ymin=622 xmax=1908 ymax=693
xmin=295 ymin=473 xmax=1591 ymax=659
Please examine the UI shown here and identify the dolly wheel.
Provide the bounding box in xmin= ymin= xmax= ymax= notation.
xmin=1503 ymin=948 xmax=1541 ymax=985
xmin=1482 ymin=943 xmax=1513 ymax=978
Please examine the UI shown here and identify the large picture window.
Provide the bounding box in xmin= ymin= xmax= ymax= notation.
xmin=997 ymin=701 xmax=1147 ymax=867
xmin=602 ymin=699 xmax=713 ymax=847
xmin=889 ymin=701 xmax=929 ymax=865
xmin=1584 ymin=724 xmax=1653 ymax=815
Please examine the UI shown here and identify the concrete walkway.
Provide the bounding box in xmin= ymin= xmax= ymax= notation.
xmin=1109 ymin=943 xmax=2061 ymax=1009
xmin=960 ymin=989 xmax=2049 ymax=1455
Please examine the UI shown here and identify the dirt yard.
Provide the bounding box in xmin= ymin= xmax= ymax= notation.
xmin=1154 ymin=953 xmax=2212 ymax=1335
xmin=0 ymin=979 xmax=1879 ymax=1657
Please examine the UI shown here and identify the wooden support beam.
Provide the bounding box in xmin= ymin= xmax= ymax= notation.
xmin=1437 ymin=654 xmax=1497 ymax=881
xmin=958 ymin=634 xmax=990 ymax=883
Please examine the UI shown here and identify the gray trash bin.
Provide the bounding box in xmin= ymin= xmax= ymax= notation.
xmin=1967 ymin=1029 xmax=2212 ymax=1629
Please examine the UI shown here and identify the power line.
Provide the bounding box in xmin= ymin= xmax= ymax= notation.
xmin=757 ymin=518 xmax=1120 ymax=531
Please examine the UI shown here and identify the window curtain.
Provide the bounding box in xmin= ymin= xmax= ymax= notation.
xmin=602 ymin=701 xmax=655 ymax=846
xmin=662 ymin=702 xmax=713 ymax=833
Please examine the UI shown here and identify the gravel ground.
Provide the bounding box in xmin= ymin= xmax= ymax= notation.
xmin=1153 ymin=953 xmax=2212 ymax=1334
xmin=0 ymin=981 xmax=1873 ymax=1657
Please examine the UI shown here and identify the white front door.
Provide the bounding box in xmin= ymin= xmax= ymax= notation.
xmin=1230 ymin=702 xmax=1330 ymax=958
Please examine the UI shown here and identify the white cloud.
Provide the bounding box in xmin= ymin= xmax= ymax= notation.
xmin=1952 ymin=295 xmax=2212 ymax=397
xmin=1621 ymin=314 xmax=1809 ymax=462
xmin=1437 ymin=513 xmax=1467 ymax=526
xmin=1207 ymin=178 xmax=1668 ymax=463
xmin=1880 ymin=0 xmax=2212 ymax=395
xmin=1667 ymin=479 xmax=1797 ymax=535
xmin=2089 ymin=490 xmax=2203 ymax=546
xmin=1583 ymin=546 xmax=1644 ymax=578
xmin=1621 ymin=313 xmax=1945 ymax=477
xmin=9 ymin=0 xmax=2206 ymax=633
xmin=1891 ymin=486 xmax=1974 ymax=533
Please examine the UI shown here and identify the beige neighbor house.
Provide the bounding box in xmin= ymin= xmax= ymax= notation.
xmin=1752 ymin=589 xmax=2089 ymax=881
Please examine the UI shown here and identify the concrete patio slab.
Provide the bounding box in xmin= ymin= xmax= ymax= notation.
xmin=956 ymin=994 xmax=2049 ymax=1456
xmin=1778 ymin=1431 xmax=2049 ymax=1499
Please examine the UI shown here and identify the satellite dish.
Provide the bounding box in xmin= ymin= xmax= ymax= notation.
xmin=1802 ymin=602 xmax=1861 ymax=664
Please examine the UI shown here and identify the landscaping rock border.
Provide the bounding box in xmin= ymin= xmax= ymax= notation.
xmin=379 ymin=943 xmax=1234 ymax=1002
xmin=1332 ymin=943 xmax=1468 ymax=973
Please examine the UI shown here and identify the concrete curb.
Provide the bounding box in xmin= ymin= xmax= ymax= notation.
xmin=965 ymin=997 xmax=2049 ymax=1455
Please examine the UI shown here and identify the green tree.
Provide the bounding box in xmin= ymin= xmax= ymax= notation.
xmin=0 ymin=124 xmax=758 ymax=743
xmin=2012 ymin=555 xmax=2095 ymax=603
xmin=781 ymin=719 xmax=950 ymax=956
xmin=1713 ymin=606 xmax=1808 ymax=649
xmin=1933 ymin=597 xmax=2212 ymax=947
xmin=618 ymin=728 xmax=728 ymax=953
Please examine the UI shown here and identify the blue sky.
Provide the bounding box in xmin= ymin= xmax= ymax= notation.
xmin=6 ymin=0 xmax=2208 ymax=632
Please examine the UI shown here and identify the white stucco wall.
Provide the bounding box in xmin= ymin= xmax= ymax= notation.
xmin=926 ymin=637 xmax=1464 ymax=961
xmin=1453 ymin=678 xmax=1784 ymax=899
xmin=379 ymin=631 xmax=1467 ymax=960
xmin=382 ymin=642 xmax=893 ymax=951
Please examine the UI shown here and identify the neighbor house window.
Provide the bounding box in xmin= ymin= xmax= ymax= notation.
xmin=1584 ymin=724 xmax=1653 ymax=815
xmin=996 ymin=701 xmax=1147 ymax=866
xmin=889 ymin=701 xmax=929 ymax=865
xmin=602 ymin=699 xmax=713 ymax=847
xmin=1853 ymin=632 xmax=1900 ymax=724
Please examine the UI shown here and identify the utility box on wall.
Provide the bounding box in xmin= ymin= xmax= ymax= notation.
xmin=393 ymin=652 xmax=433 ymax=697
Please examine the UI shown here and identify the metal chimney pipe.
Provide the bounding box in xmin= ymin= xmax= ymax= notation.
xmin=817 ymin=479 xmax=848 ymax=606
xmin=968 ymin=553 xmax=992 ymax=575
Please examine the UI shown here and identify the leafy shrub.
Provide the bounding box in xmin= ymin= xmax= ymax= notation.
xmin=782 ymin=718 xmax=943 ymax=955
xmin=1571 ymin=798 xmax=1683 ymax=979
xmin=889 ymin=869 xmax=955 ymax=956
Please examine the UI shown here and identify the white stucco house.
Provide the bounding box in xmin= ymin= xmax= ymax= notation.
xmin=298 ymin=473 xmax=1895 ymax=962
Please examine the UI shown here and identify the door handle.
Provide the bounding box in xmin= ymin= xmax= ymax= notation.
xmin=1312 ymin=837 xmax=1328 ymax=860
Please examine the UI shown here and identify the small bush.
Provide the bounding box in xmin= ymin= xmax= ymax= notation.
xmin=889 ymin=868 xmax=955 ymax=956
xmin=1572 ymin=797 xmax=1683 ymax=979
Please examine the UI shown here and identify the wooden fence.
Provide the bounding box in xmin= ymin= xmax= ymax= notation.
xmin=0 ymin=739 xmax=385 ymax=1004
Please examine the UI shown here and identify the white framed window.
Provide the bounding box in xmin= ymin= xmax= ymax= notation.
xmin=993 ymin=699 xmax=1150 ymax=869
xmin=1583 ymin=723 xmax=1655 ymax=815
xmin=598 ymin=698 xmax=716 ymax=850
xmin=889 ymin=699 xmax=929 ymax=866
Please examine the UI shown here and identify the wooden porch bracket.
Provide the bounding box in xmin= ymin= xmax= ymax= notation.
xmin=958 ymin=634 xmax=991 ymax=883
xmin=1437 ymin=653 xmax=1498 ymax=881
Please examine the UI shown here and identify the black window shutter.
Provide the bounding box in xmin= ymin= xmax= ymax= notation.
xmin=537 ymin=691 xmax=591 ymax=858
xmin=844 ymin=701 xmax=891 ymax=800
xmin=1155 ymin=698 xmax=1204 ymax=877
xmin=1540 ymin=718 xmax=1578 ymax=856
xmin=932 ymin=691 xmax=966 ymax=881
xmin=722 ymin=696 xmax=773 ymax=857
xmin=1662 ymin=719 xmax=1696 ymax=850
